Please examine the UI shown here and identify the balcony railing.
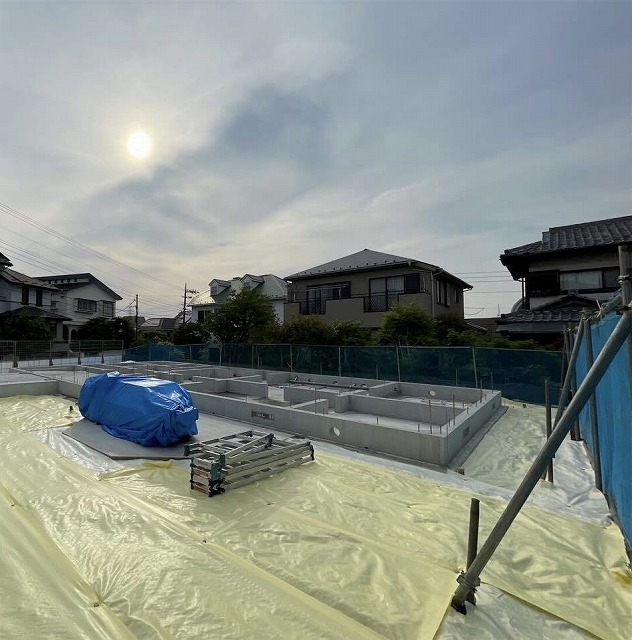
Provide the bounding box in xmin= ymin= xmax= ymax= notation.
xmin=293 ymin=292 xmax=410 ymax=315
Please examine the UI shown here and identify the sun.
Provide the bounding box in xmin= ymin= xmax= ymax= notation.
xmin=127 ymin=130 xmax=152 ymax=158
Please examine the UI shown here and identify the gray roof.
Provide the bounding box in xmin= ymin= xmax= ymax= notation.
xmin=497 ymin=294 xmax=598 ymax=327
xmin=0 ymin=305 xmax=72 ymax=321
xmin=502 ymin=215 xmax=632 ymax=257
xmin=285 ymin=249 xmax=472 ymax=288
xmin=0 ymin=268 xmax=59 ymax=291
xmin=193 ymin=274 xmax=287 ymax=306
xmin=34 ymin=273 xmax=123 ymax=301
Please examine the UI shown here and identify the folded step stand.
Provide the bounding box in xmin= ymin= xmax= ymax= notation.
xmin=185 ymin=430 xmax=314 ymax=497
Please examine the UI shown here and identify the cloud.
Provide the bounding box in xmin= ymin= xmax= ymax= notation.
xmin=1 ymin=1 xmax=630 ymax=316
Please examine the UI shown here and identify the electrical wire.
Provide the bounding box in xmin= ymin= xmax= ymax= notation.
xmin=0 ymin=201 xmax=181 ymax=289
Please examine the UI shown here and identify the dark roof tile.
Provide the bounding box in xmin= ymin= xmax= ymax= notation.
xmin=503 ymin=215 xmax=632 ymax=257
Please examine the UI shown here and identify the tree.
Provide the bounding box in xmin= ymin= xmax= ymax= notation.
xmin=77 ymin=317 xmax=135 ymax=347
xmin=331 ymin=321 xmax=372 ymax=346
xmin=172 ymin=322 xmax=211 ymax=345
xmin=375 ymin=303 xmax=435 ymax=346
xmin=0 ymin=315 xmax=50 ymax=340
xmin=204 ymin=289 xmax=277 ymax=343
xmin=281 ymin=316 xmax=336 ymax=345
xmin=134 ymin=330 xmax=172 ymax=345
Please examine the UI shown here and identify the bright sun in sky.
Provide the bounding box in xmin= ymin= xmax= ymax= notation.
xmin=127 ymin=130 xmax=152 ymax=158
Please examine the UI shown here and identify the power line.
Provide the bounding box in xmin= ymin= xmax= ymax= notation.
xmin=0 ymin=201 xmax=181 ymax=290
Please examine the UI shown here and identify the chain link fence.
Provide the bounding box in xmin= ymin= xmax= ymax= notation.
xmin=0 ymin=340 xmax=124 ymax=371
xmin=123 ymin=342 xmax=562 ymax=405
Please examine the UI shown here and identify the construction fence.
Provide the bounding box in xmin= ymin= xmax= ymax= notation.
xmin=0 ymin=340 xmax=124 ymax=371
xmin=124 ymin=342 xmax=563 ymax=406
xmin=574 ymin=311 xmax=632 ymax=547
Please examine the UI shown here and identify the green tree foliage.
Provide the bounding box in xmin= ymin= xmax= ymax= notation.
xmin=76 ymin=317 xmax=135 ymax=346
xmin=134 ymin=330 xmax=172 ymax=345
xmin=172 ymin=322 xmax=210 ymax=345
xmin=204 ymin=289 xmax=277 ymax=344
xmin=331 ymin=321 xmax=372 ymax=346
xmin=375 ymin=303 xmax=435 ymax=346
xmin=281 ymin=316 xmax=336 ymax=345
xmin=0 ymin=315 xmax=51 ymax=340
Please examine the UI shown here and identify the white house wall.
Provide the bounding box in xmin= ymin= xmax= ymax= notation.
xmin=53 ymin=282 xmax=118 ymax=324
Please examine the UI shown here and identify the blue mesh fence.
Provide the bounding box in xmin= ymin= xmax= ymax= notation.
xmin=124 ymin=343 xmax=562 ymax=404
xmin=574 ymin=313 xmax=631 ymax=547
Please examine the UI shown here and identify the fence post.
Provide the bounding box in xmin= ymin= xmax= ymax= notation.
xmin=13 ymin=341 xmax=18 ymax=368
xmin=101 ymin=340 xmax=105 ymax=364
xmin=471 ymin=347 xmax=478 ymax=389
xmin=583 ymin=318 xmax=602 ymax=492
xmin=49 ymin=340 xmax=53 ymax=366
xmin=77 ymin=341 xmax=81 ymax=365
xmin=338 ymin=346 xmax=342 ymax=378
xmin=396 ymin=346 xmax=401 ymax=382
xmin=619 ymin=244 xmax=632 ymax=403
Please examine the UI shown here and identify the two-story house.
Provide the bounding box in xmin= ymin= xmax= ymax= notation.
xmin=497 ymin=215 xmax=632 ymax=343
xmin=34 ymin=273 xmax=123 ymax=341
xmin=0 ymin=252 xmax=71 ymax=339
xmin=283 ymin=249 xmax=471 ymax=329
xmin=191 ymin=274 xmax=287 ymax=324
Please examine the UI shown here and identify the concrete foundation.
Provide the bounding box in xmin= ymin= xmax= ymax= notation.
xmin=1 ymin=363 xmax=503 ymax=468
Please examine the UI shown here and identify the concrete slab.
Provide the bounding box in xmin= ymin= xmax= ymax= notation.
xmin=61 ymin=417 xmax=246 ymax=460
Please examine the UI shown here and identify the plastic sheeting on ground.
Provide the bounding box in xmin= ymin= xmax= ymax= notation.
xmin=1 ymin=395 xmax=631 ymax=640
xmin=78 ymin=372 xmax=198 ymax=447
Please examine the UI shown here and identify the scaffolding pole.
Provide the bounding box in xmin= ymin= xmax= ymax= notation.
xmin=451 ymin=306 xmax=632 ymax=613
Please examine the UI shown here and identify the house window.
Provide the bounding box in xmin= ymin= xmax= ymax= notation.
xmin=602 ymin=268 xmax=620 ymax=289
xmin=526 ymin=271 xmax=559 ymax=297
xmin=453 ymin=286 xmax=461 ymax=304
xmin=435 ymin=279 xmax=449 ymax=306
xmin=21 ymin=286 xmax=29 ymax=305
xmin=77 ymin=299 xmax=97 ymax=313
xmin=369 ymin=276 xmax=405 ymax=312
xmin=560 ymin=271 xmax=601 ymax=292
xmin=51 ymin=301 xmax=58 ymax=310
xmin=304 ymin=282 xmax=350 ymax=314
xmin=102 ymin=301 xmax=114 ymax=317
xmin=560 ymin=268 xmax=620 ymax=293
xmin=36 ymin=290 xmax=43 ymax=307
xmin=198 ymin=310 xmax=212 ymax=322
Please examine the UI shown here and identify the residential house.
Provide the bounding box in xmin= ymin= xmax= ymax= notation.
xmin=34 ymin=273 xmax=123 ymax=341
xmin=138 ymin=310 xmax=190 ymax=334
xmin=283 ymin=249 xmax=472 ymax=329
xmin=0 ymin=253 xmax=71 ymax=339
xmin=497 ymin=215 xmax=632 ymax=343
xmin=191 ymin=274 xmax=288 ymax=324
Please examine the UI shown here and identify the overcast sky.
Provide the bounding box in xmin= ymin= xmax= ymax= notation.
xmin=1 ymin=1 xmax=630 ymax=319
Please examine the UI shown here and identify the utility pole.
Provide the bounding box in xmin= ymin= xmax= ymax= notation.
xmin=135 ymin=294 xmax=139 ymax=341
xmin=182 ymin=284 xmax=198 ymax=326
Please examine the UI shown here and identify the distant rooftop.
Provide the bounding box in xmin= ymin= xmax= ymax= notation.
xmin=502 ymin=215 xmax=632 ymax=258
xmin=1 ymin=268 xmax=59 ymax=291
xmin=35 ymin=273 xmax=123 ymax=301
xmin=286 ymin=249 xmax=472 ymax=288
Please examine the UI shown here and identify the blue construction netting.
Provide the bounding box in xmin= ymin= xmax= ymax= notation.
xmin=575 ymin=313 xmax=632 ymax=547
xmin=124 ymin=343 xmax=562 ymax=405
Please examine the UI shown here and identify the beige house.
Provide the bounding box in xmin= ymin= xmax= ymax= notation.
xmin=284 ymin=249 xmax=471 ymax=329
xmin=498 ymin=215 xmax=632 ymax=341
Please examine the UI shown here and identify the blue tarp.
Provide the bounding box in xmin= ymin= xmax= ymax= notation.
xmin=575 ymin=313 xmax=631 ymax=548
xmin=78 ymin=372 xmax=199 ymax=447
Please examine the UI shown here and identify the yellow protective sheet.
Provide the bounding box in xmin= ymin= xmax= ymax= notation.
xmin=1 ymin=396 xmax=631 ymax=640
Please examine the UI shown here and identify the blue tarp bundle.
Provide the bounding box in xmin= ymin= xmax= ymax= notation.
xmin=78 ymin=372 xmax=199 ymax=447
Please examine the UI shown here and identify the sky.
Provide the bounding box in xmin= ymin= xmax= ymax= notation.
xmin=1 ymin=1 xmax=630 ymax=320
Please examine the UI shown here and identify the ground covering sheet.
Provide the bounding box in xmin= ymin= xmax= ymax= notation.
xmin=1 ymin=395 xmax=630 ymax=640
